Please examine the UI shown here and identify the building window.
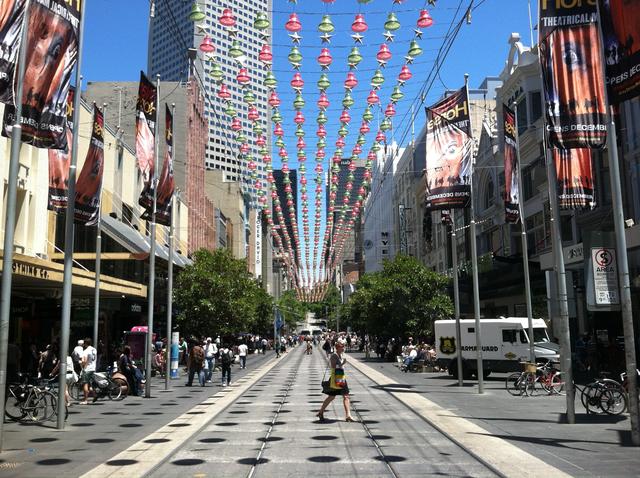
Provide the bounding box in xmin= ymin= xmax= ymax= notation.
xmin=530 ymin=91 xmax=542 ymax=123
xmin=517 ymin=96 xmax=528 ymax=134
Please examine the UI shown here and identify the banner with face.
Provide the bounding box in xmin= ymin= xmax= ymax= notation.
xmin=143 ymin=105 xmax=174 ymax=226
xmin=47 ymin=86 xmax=74 ymax=211
xmin=74 ymin=106 xmax=105 ymax=226
xmin=555 ymin=148 xmax=596 ymax=209
xmin=136 ymin=71 xmax=157 ymax=213
xmin=503 ymin=104 xmax=520 ymax=223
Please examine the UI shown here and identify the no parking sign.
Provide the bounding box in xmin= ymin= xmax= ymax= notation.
xmin=591 ymin=248 xmax=620 ymax=305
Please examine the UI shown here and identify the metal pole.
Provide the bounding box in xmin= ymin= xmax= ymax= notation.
xmin=0 ymin=0 xmax=32 ymax=450
xmin=545 ymin=149 xmax=575 ymax=423
xmin=594 ymin=0 xmax=639 ymax=444
xmin=450 ymin=209 xmax=463 ymax=386
xmin=465 ymin=74 xmax=484 ymax=393
xmin=166 ymin=193 xmax=175 ymax=390
xmin=93 ymin=104 xmax=107 ymax=350
xmin=512 ymin=102 xmax=535 ymax=363
xmin=145 ymin=75 xmax=160 ymax=398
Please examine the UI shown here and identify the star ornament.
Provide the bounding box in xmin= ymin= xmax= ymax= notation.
xmin=383 ymin=31 xmax=395 ymax=42
xmin=428 ymin=0 xmax=437 ymax=5
xmin=351 ymin=32 xmax=364 ymax=44
xmin=289 ymin=32 xmax=302 ymax=44
xmin=320 ymin=33 xmax=333 ymax=43
xmin=405 ymin=55 xmax=415 ymax=64
xmin=414 ymin=28 xmax=423 ymax=39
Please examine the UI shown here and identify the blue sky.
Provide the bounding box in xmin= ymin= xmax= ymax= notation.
xmin=82 ymin=1 xmax=536 ymax=283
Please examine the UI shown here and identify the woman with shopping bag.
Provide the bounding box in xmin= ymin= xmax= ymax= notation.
xmin=317 ymin=340 xmax=355 ymax=422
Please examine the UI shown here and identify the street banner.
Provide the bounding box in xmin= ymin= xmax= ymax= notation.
xmin=47 ymin=87 xmax=74 ymax=211
xmin=598 ymin=0 xmax=640 ymax=102
xmin=136 ymin=71 xmax=157 ymax=213
xmin=424 ymin=87 xmax=473 ymax=211
xmin=143 ymin=105 xmax=174 ymax=226
xmin=0 ymin=0 xmax=81 ymax=150
xmin=538 ymin=0 xmax=607 ymax=149
xmin=503 ymin=105 xmax=520 ymax=223
xmin=554 ymin=148 xmax=595 ymax=209
xmin=74 ymin=106 xmax=104 ymax=226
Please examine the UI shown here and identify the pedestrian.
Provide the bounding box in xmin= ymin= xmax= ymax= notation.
xmin=219 ymin=343 xmax=234 ymax=386
xmin=237 ymin=340 xmax=248 ymax=369
xmin=178 ymin=337 xmax=187 ymax=367
xmin=261 ymin=337 xmax=268 ymax=354
xmin=204 ymin=337 xmax=218 ymax=382
xmin=322 ymin=338 xmax=331 ymax=358
xmin=39 ymin=343 xmax=59 ymax=379
xmin=275 ymin=339 xmax=281 ymax=358
xmin=317 ymin=340 xmax=354 ymax=422
xmin=79 ymin=338 xmax=97 ymax=405
xmin=186 ymin=338 xmax=205 ymax=387
xmin=51 ymin=353 xmax=77 ymax=406
xmin=118 ymin=345 xmax=139 ymax=396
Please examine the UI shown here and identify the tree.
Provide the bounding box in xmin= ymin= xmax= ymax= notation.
xmin=173 ymin=248 xmax=272 ymax=337
xmin=277 ymin=290 xmax=306 ymax=331
xmin=346 ymin=255 xmax=453 ymax=339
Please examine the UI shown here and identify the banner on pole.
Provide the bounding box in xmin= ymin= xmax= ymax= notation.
xmin=554 ymin=148 xmax=596 ymax=210
xmin=0 ymin=0 xmax=81 ymax=150
xmin=503 ymin=105 xmax=520 ymax=224
xmin=143 ymin=105 xmax=173 ymax=226
xmin=74 ymin=106 xmax=105 ymax=226
xmin=424 ymin=87 xmax=473 ymax=211
xmin=598 ymin=0 xmax=640 ymax=102
xmin=136 ymin=71 xmax=157 ymax=213
xmin=538 ymin=0 xmax=607 ymax=149
xmin=47 ymin=87 xmax=74 ymax=211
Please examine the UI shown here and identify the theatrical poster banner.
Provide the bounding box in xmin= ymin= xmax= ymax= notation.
xmin=136 ymin=71 xmax=157 ymax=213
xmin=538 ymin=0 xmax=607 ymax=149
xmin=143 ymin=105 xmax=174 ymax=226
xmin=503 ymin=105 xmax=520 ymax=223
xmin=554 ymin=148 xmax=596 ymax=209
xmin=74 ymin=107 xmax=104 ymax=226
xmin=424 ymin=87 xmax=472 ymax=211
xmin=47 ymin=87 xmax=74 ymax=211
xmin=0 ymin=0 xmax=81 ymax=150
xmin=598 ymin=0 xmax=640 ymax=102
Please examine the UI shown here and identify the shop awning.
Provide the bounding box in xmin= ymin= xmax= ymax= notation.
xmin=101 ymin=215 xmax=150 ymax=257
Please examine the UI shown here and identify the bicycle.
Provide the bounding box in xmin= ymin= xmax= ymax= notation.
xmin=575 ymin=373 xmax=627 ymax=415
xmin=505 ymin=362 xmax=563 ymax=396
xmin=5 ymin=375 xmax=60 ymax=423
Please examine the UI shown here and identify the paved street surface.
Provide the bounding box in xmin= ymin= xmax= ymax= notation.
xmin=1 ymin=345 xmax=639 ymax=477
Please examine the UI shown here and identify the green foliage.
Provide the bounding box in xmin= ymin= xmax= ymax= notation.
xmin=346 ymin=255 xmax=453 ymax=338
xmin=277 ymin=290 xmax=307 ymax=330
xmin=174 ymin=248 xmax=273 ymax=337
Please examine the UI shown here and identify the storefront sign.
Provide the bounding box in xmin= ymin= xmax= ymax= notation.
xmin=12 ymin=262 xmax=49 ymax=279
xmin=591 ymin=247 xmax=620 ymax=305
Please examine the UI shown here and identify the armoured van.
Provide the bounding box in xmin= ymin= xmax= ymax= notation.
xmin=434 ymin=317 xmax=559 ymax=379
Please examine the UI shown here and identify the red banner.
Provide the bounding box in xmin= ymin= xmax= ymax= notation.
xmin=143 ymin=105 xmax=174 ymax=226
xmin=424 ymin=87 xmax=473 ymax=211
xmin=539 ymin=0 xmax=607 ymax=149
xmin=74 ymin=107 xmax=105 ymax=226
xmin=47 ymin=87 xmax=74 ymax=211
xmin=136 ymin=72 xmax=157 ymax=213
xmin=555 ymin=148 xmax=595 ymax=209
xmin=598 ymin=0 xmax=640 ymax=102
xmin=0 ymin=0 xmax=81 ymax=149
xmin=503 ymin=105 xmax=520 ymax=223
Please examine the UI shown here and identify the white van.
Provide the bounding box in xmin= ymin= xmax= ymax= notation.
xmin=434 ymin=317 xmax=559 ymax=378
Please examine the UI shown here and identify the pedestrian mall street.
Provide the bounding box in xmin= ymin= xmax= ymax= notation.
xmin=1 ymin=345 xmax=638 ymax=477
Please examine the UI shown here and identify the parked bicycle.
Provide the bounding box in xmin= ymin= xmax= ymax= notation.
xmin=576 ymin=373 xmax=627 ymax=415
xmin=505 ymin=362 xmax=564 ymax=396
xmin=5 ymin=375 xmax=64 ymax=423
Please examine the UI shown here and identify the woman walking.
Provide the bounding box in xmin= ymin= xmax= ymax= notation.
xmin=317 ymin=340 xmax=355 ymax=422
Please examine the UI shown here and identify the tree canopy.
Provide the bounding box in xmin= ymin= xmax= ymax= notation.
xmin=346 ymin=255 xmax=453 ymax=338
xmin=174 ymin=248 xmax=273 ymax=337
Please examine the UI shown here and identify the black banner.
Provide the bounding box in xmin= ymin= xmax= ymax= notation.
xmin=539 ymin=0 xmax=607 ymax=149
xmin=425 ymin=87 xmax=472 ymax=211
xmin=555 ymin=148 xmax=596 ymax=209
xmin=598 ymin=0 xmax=640 ymax=102
xmin=143 ymin=105 xmax=174 ymax=226
xmin=137 ymin=72 xmax=157 ymax=214
xmin=503 ymin=105 xmax=520 ymax=223
xmin=74 ymin=106 xmax=105 ymax=226
xmin=0 ymin=0 xmax=81 ymax=149
xmin=47 ymin=87 xmax=74 ymax=211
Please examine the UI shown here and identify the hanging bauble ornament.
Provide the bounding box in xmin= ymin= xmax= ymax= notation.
xmin=256 ymin=136 xmax=266 ymax=147
xmin=295 ymin=125 xmax=305 ymax=137
xmin=385 ymin=103 xmax=396 ymax=117
xmin=384 ymin=12 xmax=401 ymax=31
xmin=263 ymin=71 xmax=277 ymax=88
xmin=317 ymin=111 xmax=327 ymax=125
xmin=317 ymin=137 xmax=327 ymax=149
xmin=338 ymin=125 xmax=348 ymax=137
xmin=318 ymin=15 xmax=334 ymax=33
xmin=236 ymin=68 xmax=250 ymax=84
xmin=285 ymin=13 xmax=302 ymax=32
xmin=210 ymin=63 xmax=223 ymax=81
xmin=366 ymin=90 xmax=380 ymax=104
xmin=274 ymin=124 xmax=284 ymax=136
xmin=189 ymin=2 xmax=205 ymax=22
xmin=348 ymin=47 xmax=363 ymax=66
xmin=417 ymin=9 xmax=434 ymax=28
xmin=363 ymin=107 xmax=374 ymax=122
xmin=268 ymin=91 xmax=281 ymax=107
xmin=317 ymin=92 xmax=330 ymax=109
xmin=282 ymin=164 xmax=290 ymax=174
xmin=353 ymin=144 xmax=362 ymax=155
xmin=375 ymin=130 xmax=386 ymax=142
xmin=229 ymin=40 xmax=244 ymax=58
xmin=297 ymin=137 xmax=306 ymax=149
xmin=259 ymin=44 xmax=273 ymax=63
xmin=368 ymin=151 xmax=376 ymax=161
xmin=344 ymin=72 xmax=358 ymax=90
xmin=224 ymin=104 xmax=236 ymax=117
xmin=254 ymin=11 xmax=270 ymax=30
xmin=357 ymin=135 xmax=366 ymax=145
xmin=408 ymin=40 xmax=423 ymax=57
xmin=219 ymin=8 xmax=236 ymax=27
xmin=336 ymin=137 xmax=346 ymax=148
xmin=360 ymin=122 xmax=370 ymax=134
xmin=316 ymin=149 xmax=326 ymax=159
xmin=199 ymin=35 xmax=215 ymax=53
xmin=288 ymin=46 xmax=303 ymax=66
xmin=291 ymin=72 xmax=304 ymax=89
xmin=317 ymin=48 xmax=332 ymax=67
xmin=293 ymin=94 xmax=305 ymax=110
xmin=377 ymin=44 xmax=392 ymax=61
xmin=235 ymin=133 xmax=246 ymax=143
xmin=399 ymin=64 xmax=412 ymax=81
xmin=351 ymin=14 xmax=368 ymax=33
xmin=294 ymin=111 xmax=305 ymax=124
xmin=317 ymin=73 xmax=330 ymax=90
xmin=271 ymin=110 xmax=283 ymax=123
xmin=348 ymin=163 xmax=356 ymax=173
xmin=317 ymin=125 xmax=327 ymax=137
xmin=390 ymin=85 xmax=404 ymax=102
xmin=243 ymin=91 xmax=256 ymax=104
xmin=253 ymin=124 xmax=264 ymax=135
xmin=315 ymin=164 xmax=323 ymax=174
xmin=342 ymin=92 xmax=354 ymax=108
xmin=371 ymin=70 xmax=385 ymax=88
xmin=339 ymin=110 xmax=351 ymax=124
xmin=247 ymin=159 xmax=256 ymax=170
xmin=240 ymin=143 xmax=250 ymax=154
xmin=217 ymin=84 xmax=231 ymax=99
xmin=371 ymin=142 xmax=381 ymax=151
